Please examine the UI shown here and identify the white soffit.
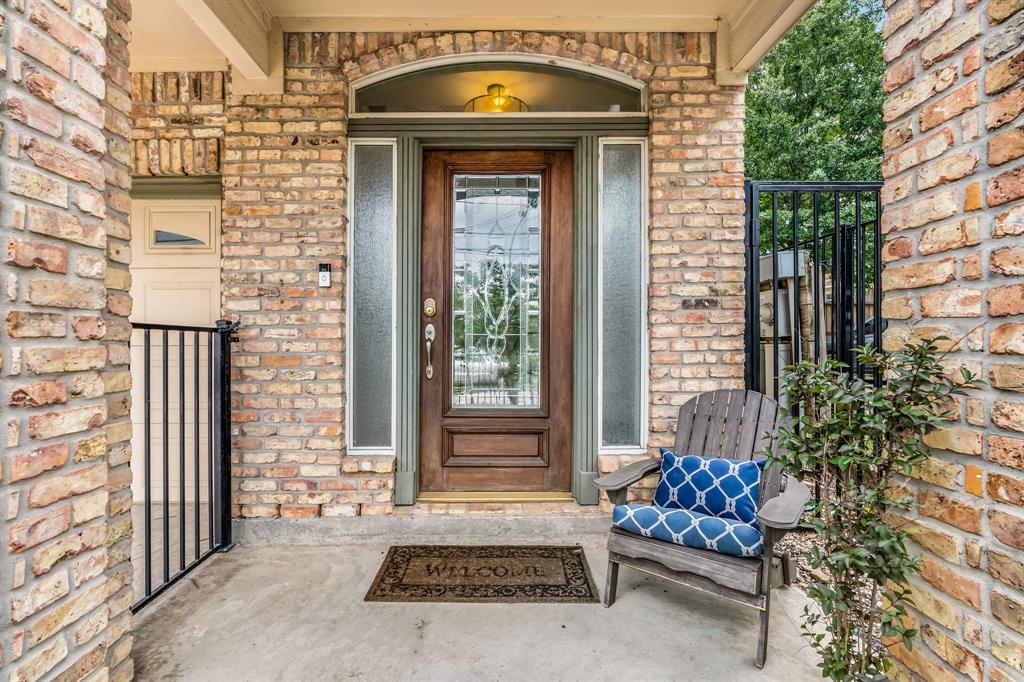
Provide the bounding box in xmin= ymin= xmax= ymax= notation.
xmin=265 ymin=0 xmax=734 ymax=33
xmin=129 ymin=0 xmax=227 ymax=72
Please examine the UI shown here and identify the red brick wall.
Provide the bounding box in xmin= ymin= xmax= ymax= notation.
xmin=215 ymin=31 xmax=746 ymax=518
xmin=1 ymin=0 xmax=134 ymax=678
xmin=881 ymin=0 xmax=1024 ymax=679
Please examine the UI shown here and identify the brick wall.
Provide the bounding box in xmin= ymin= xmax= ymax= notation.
xmin=1 ymin=0 xmax=134 ymax=679
xmin=881 ymin=0 xmax=1024 ymax=679
xmin=129 ymin=71 xmax=225 ymax=176
xmin=212 ymin=31 xmax=746 ymax=518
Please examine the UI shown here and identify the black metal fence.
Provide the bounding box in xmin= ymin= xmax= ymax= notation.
xmin=744 ymin=180 xmax=884 ymax=402
xmin=131 ymin=319 xmax=237 ymax=612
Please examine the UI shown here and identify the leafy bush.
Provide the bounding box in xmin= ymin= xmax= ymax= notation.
xmin=771 ymin=340 xmax=980 ymax=680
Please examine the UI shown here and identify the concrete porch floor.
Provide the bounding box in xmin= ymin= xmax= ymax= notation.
xmin=133 ymin=522 xmax=821 ymax=681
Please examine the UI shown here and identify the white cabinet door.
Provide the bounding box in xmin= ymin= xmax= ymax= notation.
xmin=130 ymin=199 xmax=221 ymax=504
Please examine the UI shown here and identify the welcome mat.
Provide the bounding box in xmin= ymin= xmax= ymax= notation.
xmin=365 ymin=545 xmax=599 ymax=603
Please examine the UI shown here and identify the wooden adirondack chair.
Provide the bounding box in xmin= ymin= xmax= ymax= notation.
xmin=594 ymin=389 xmax=810 ymax=668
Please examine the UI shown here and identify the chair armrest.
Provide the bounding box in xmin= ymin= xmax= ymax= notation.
xmin=756 ymin=476 xmax=811 ymax=530
xmin=593 ymin=458 xmax=661 ymax=493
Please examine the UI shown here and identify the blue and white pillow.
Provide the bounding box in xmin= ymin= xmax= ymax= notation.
xmin=612 ymin=504 xmax=764 ymax=557
xmin=652 ymin=450 xmax=764 ymax=524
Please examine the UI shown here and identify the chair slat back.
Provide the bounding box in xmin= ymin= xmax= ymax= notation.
xmin=673 ymin=389 xmax=784 ymax=505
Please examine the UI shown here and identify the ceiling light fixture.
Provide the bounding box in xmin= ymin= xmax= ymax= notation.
xmin=464 ymin=83 xmax=528 ymax=113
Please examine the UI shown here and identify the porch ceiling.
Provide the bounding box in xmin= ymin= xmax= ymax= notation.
xmin=130 ymin=0 xmax=816 ymax=89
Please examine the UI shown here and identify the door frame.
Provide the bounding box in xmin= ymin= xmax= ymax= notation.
xmin=348 ymin=117 xmax=650 ymax=505
xmin=419 ymin=150 xmax=574 ymax=494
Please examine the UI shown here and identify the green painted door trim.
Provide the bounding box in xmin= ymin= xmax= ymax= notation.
xmin=349 ymin=116 xmax=648 ymax=140
xmin=573 ymin=136 xmax=601 ymax=505
xmin=394 ymin=136 xmax=423 ymax=506
xmin=380 ymin=119 xmax=648 ymax=506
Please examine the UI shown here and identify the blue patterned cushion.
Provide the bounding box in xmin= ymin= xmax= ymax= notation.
xmin=652 ymin=450 xmax=764 ymax=524
xmin=613 ymin=503 xmax=764 ymax=557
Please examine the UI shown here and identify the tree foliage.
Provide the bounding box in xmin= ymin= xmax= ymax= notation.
xmin=745 ymin=0 xmax=885 ymax=182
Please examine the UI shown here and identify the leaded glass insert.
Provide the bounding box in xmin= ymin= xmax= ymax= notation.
xmin=451 ymin=174 xmax=542 ymax=408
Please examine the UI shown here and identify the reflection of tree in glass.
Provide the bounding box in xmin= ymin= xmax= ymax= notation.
xmin=454 ymin=190 xmax=540 ymax=406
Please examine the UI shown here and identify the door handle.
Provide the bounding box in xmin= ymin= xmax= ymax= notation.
xmin=424 ymin=323 xmax=436 ymax=380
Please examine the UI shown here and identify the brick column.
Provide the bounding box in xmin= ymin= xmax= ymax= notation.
xmin=881 ymin=0 xmax=1024 ymax=679
xmin=101 ymin=0 xmax=136 ymax=677
xmin=221 ymin=53 xmax=356 ymax=519
xmin=645 ymin=36 xmax=747 ymax=453
xmin=1 ymin=0 xmax=133 ymax=678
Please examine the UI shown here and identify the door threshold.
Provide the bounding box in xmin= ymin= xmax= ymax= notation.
xmin=417 ymin=491 xmax=575 ymax=504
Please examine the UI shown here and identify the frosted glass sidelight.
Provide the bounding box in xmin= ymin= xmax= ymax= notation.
xmin=601 ymin=144 xmax=644 ymax=447
xmin=451 ymin=174 xmax=542 ymax=408
xmin=351 ymin=144 xmax=394 ymax=448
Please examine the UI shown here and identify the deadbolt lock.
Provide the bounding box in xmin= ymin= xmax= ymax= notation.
xmin=423 ymin=297 xmax=437 ymax=317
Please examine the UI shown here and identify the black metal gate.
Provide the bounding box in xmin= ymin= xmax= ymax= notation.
xmin=744 ymin=181 xmax=884 ymax=401
xmin=131 ymin=319 xmax=238 ymax=612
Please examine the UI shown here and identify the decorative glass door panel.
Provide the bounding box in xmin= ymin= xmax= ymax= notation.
xmin=420 ymin=151 xmax=573 ymax=493
xmin=451 ymin=174 xmax=542 ymax=409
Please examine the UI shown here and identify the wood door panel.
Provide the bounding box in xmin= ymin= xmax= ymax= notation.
xmin=443 ymin=466 xmax=549 ymax=491
xmin=419 ymin=150 xmax=573 ymax=493
xmin=445 ymin=429 xmax=547 ymax=467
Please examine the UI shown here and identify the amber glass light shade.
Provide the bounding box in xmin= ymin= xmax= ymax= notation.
xmin=463 ymin=83 xmax=528 ymax=113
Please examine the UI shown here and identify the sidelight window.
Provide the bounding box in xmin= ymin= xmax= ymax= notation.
xmin=599 ymin=139 xmax=648 ymax=452
xmin=347 ymin=140 xmax=397 ymax=452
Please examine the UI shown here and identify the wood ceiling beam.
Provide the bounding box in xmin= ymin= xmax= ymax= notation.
xmin=266 ymin=0 xmax=729 ymax=31
xmin=176 ymin=0 xmax=273 ymax=80
xmin=277 ymin=17 xmax=722 ymax=33
xmin=717 ymin=0 xmax=817 ymax=83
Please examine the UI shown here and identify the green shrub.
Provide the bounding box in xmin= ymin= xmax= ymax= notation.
xmin=771 ymin=340 xmax=980 ymax=680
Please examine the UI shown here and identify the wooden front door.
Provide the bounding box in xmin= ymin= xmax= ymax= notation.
xmin=419 ymin=150 xmax=573 ymax=493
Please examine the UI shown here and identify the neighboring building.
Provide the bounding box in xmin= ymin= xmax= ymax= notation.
xmin=0 ymin=1 xmax=1021 ymax=680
